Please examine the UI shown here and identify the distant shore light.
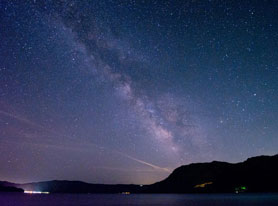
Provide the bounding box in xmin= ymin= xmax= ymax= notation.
xmin=24 ymin=190 xmax=49 ymax=194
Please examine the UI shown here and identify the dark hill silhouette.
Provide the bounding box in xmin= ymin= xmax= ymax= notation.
xmin=1 ymin=154 xmax=277 ymax=193
xmin=144 ymin=154 xmax=278 ymax=193
xmin=0 ymin=184 xmax=23 ymax=193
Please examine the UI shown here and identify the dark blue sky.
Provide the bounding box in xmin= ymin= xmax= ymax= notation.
xmin=0 ymin=0 xmax=277 ymax=184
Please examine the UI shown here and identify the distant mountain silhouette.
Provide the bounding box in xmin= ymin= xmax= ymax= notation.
xmin=1 ymin=154 xmax=277 ymax=194
xmin=12 ymin=180 xmax=141 ymax=194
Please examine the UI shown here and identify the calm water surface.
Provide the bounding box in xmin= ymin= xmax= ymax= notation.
xmin=1 ymin=193 xmax=278 ymax=206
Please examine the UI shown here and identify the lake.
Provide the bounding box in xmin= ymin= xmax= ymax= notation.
xmin=1 ymin=193 xmax=278 ymax=206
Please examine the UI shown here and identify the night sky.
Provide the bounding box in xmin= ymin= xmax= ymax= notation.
xmin=0 ymin=0 xmax=277 ymax=185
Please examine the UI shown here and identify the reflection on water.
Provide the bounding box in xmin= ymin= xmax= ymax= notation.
xmin=0 ymin=193 xmax=278 ymax=206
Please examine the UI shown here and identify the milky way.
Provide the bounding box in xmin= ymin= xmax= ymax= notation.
xmin=0 ymin=0 xmax=277 ymax=184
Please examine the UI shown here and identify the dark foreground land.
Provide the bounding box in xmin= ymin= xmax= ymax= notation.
xmin=1 ymin=154 xmax=277 ymax=194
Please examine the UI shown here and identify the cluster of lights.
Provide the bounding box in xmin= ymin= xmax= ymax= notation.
xmin=194 ymin=182 xmax=213 ymax=188
xmin=24 ymin=191 xmax=49 ymax=194
xmin=121 ymin=192 xmax=130 ymax=195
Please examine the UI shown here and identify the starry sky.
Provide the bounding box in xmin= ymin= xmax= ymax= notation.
xmin=0 ymin=0 xmax=277 ymax=185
